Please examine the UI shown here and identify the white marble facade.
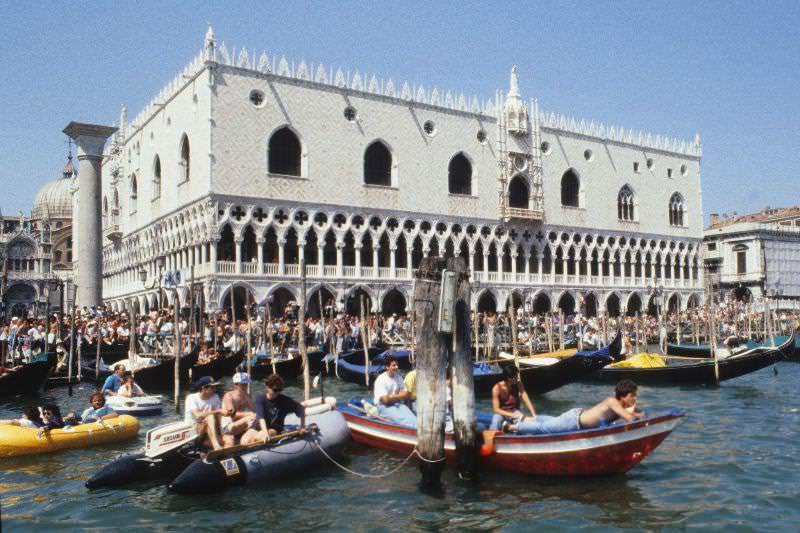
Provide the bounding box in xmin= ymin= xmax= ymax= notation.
xmin=95 ymin=28 xmax=704 ymax=317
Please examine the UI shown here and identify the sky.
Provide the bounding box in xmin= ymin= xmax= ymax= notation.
xmin=1 ymin=1 xmax=798 ymax=225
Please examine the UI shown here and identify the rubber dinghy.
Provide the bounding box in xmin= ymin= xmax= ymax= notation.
xmin=341 ymin=398 xmax=684 ymax=476
xmin=168 ymin=403 xmax=350 ymax=494
xmin=86 ymin=398 xmax=350 ymax=492
xmin=0 ymin=415 xmax=140 ymax=457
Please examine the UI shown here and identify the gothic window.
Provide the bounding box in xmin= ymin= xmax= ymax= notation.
xmin=217 ymin=224 xmax=235 ymax=261
xmin=268 ymin=127 xmax=301 ymax=176
xmin=448 ymin=152 xmax=472 ymax=195
xmin=364 ymin=141 xmax=392 ymax=186
xmin=508 ymin=175 xmax=529 ymax=208
xmin=561 ymin=169 xmax=580 ymax=207
xmin=113 ymin=187 xmax=119 ymax=209
xmin=129 ymin=174 xmax=138 ymax=214
xmin=617 ymin=185 xmax=635 ymax=221
xmin=669 ymin=193 xmax=685 ymax=226
xmin=66 ymin=237 xmax=72 ymax=263
xmin=179 ymin=134 xmax=190 ymax=182
xmin=152 ymin=155 xmax=162 ymax=200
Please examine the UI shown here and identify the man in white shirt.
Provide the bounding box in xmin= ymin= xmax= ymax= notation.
xmin=184 ymin=376 xmax=227 ymax=450
xmin=372 ymin=356 xmax=417 ymax=428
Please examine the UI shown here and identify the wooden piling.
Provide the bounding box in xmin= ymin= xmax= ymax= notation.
xmin=413 ymin=257 xmax=449 ymax=491
xmin=299 ymin=257 xmax=309 ymax=401
xmin=449 ymin=258 xmax=477 ymax=481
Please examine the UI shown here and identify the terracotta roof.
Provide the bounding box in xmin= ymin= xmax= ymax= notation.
xmin=708 ymin=206 xmax=800 ymax=229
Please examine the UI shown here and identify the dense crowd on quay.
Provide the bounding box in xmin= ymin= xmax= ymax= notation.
xmin=2 ymin=299 xmax=798 ymax=367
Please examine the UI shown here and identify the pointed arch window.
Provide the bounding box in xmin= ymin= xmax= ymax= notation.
xmin=179 ymin=134 xmax=190 ymax=182
xmin=669 ymin=193 xmax=685 ymax=226
xmin=364 ymin=141 xmax=392 ymax=186
xmin=448 ymin=152 xmax=472 ymax=195
xmin=508 ymin=175 xmax=529 ymax=208
xmin=617 ymin=185 xmax=635 ymax=221
xmin=152 ymin=155 xmax=162 ymax=200
xmin=129 ymin=174 xmax=138 ymax=214
xmin=561 ymin=169 xmax=580 ymax=207
xmin=268 ymin=127 xmax=301 ymax=176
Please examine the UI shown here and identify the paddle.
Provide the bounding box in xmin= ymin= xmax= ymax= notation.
xmin=205 ymin=425 xmax=317 ymax=461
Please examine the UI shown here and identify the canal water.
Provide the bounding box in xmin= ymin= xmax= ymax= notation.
xmin=2 ymin=362 xmax=799 ymax=531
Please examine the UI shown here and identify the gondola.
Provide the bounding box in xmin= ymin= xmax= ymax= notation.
xmin=341 ymin=397 xmax=684 ymax=476
xmin=473 ymin=333 xmax=621 ymax=396
xmin=325 ymin=347 xmax=410 ymax=387
xmin=85 ymin=346 xmax=200 ymax=390
xmin=81 ymin=339 xmax=130 ymax=365
xmin=190 ymin=348 xmax=245 ymax=381
xmin=667 ymin=335 xmax=800 ymax=361
xmin=0 ymin=353 xmax=56 ymax=396
xmin=594 ymin=332 xmax=794 ymax=385
xmin=250 ymin=352 xmax=303 ymax=380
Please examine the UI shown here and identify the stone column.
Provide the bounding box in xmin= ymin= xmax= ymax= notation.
xmin=210 ymin=241 xmax=218 ymax=273
xmin=389 ymin=245 xmax=397 ymax=278
xmin=317 ymin=244 xmax=324 ymax=272
xmin=235 ymin=238 xmax=243 ymax=273
xmin=63 ymin=122 xmax=117 ymax=308
xmin=257 ymin=238 xmax=265 ymax=274
xmin=372 ymin=246 xmax=379 ymax=277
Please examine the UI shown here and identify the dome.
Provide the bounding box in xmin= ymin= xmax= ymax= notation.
xmin=32 ymin=177 xmax=73 ymax=220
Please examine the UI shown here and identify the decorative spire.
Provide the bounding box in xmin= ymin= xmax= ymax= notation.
xmin=119 ymin=104 xmax=128 ymax=139
xmin=62 ymin=139 xmax=75 ymax=179
xmin=204 ymin=25 xmax=216 ymax=62
xmin=504 ymin=65 xmax=528 ymax=136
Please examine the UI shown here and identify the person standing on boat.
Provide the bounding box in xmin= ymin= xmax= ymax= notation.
xmin=220 ymin=372 xmax=257 ymax=446
xmin=184 ymin=376 xmax=226 ymax=451
xmin=241 ymin=374 xmax=305 ymax=444
xmin=489 ymin=365 xmax=536 ymax=431
xmin=373 ymin=356 xmax=417 ymax=428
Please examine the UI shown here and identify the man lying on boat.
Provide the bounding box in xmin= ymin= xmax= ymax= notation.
xmin=220 ymin=372 xmax=257 ymax=446
xmin=372 ymin=356 xmax=417 ymax=428
xmin=240 ymin=374 xmax=305 ymax=445
xmin=501 ymin=379 xmax=644 ymax=434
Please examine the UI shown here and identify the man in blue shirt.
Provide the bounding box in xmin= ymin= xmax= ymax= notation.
xmin=102 ymin=364 xmax=127 ymax=395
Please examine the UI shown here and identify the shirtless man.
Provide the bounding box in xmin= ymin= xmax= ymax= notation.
xmin=220 ymin=372 xmax=257 ymax=446
xmin=504 ymin=379 xmax=644 ymax=434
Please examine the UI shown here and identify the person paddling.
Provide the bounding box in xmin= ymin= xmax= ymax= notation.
xmin=241 ymin=374 xmax=304 ymax=445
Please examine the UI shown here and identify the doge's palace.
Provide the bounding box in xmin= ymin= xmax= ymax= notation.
xmin=91 ymin=28 xmax=705 ymax=318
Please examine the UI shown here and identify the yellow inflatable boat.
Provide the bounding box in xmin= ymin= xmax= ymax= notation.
xmin=0 ymin=415 xmax=140 ymax=457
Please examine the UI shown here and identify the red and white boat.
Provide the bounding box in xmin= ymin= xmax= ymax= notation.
xmin=340 ymin=399 xmax=684 ymax=476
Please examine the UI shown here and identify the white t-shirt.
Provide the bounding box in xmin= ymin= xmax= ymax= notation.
xmin=373 ymin=371 xmax=407 ymax=405
xmin=184 ymin=392 xmax=221 ymax=424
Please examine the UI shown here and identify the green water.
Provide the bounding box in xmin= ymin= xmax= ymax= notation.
xmin=2 ymin=363 xmax=799 ymax=531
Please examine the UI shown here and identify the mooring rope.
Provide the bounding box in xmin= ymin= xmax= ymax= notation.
xmin=314 ymin=444 xmax=445 ymax=479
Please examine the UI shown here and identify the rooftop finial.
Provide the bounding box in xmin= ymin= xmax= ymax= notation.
xmin=508 ymin=65 xmax=520 ymax=98
xmin=62 ymin=138 xmax=75 ymax=179
xmin=204 ymin=24 xmax=217 ymax=61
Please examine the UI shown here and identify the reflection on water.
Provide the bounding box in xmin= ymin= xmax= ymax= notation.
xmin=2 ymin=364 xmax=800 ymax=530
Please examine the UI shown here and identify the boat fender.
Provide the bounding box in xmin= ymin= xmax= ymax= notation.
xmin=480 ymin=430 xmax=499 ymax=456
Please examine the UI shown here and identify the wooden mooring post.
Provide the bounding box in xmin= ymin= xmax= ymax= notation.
xmin=414 ymin=257 xmax=476 ymax=490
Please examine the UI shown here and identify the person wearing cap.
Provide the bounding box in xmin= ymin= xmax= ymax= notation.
xmin=184 ymin=376 xmax=226 ymax=451
xmin=220 ymin=372 xmax=257 ymax=446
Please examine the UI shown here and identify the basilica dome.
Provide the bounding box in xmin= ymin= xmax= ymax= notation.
xmin=32 ymin=177 xmax=73 ymax=220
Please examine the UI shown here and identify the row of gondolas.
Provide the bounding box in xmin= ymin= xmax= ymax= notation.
xmin=0 ymin=330 xmax=796 ymax=494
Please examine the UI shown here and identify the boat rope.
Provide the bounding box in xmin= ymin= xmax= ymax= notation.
xmin=313 ymin=444 xmax=445 ymax=479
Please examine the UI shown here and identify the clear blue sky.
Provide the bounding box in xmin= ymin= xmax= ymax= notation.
xmin=1 ymin=1 xmax=798 ymax=225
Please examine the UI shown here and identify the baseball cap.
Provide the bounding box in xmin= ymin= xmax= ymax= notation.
xmin=193 ymin=376 xmax=222 ymax=389
xmin=232 ymin=372 xmax=251 ymax=385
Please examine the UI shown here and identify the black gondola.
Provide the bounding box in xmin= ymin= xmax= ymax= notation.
xmin=472 ymin=332 xmax=621 ymax=396
xmin=593 ymin=332 xmax=794 ymax=385
xmin=85 ymin=346 xmax=200 ymax=390
xmin=190 ymin=349 xmax=245 ymax=381
xmin=0 ymin=353 xmax=56 ymax=396
xmin=82 ymin=339 xmax=130 ymax=365
xmin=250 ymin=353 xmax=304 ymax=380
xmin=326 ymin=348 xmax=409 ymax=387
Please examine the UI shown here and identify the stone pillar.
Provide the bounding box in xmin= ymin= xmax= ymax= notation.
xmin=354 ymin=244 xmax=362 ymax=274
xmin=389 ymin=245 xmax=397 ymax=278
xmin=63 ymin=122 xmax=117 ymax=308
xmin=372 ymin=246 xmax=379 ymax=277
xmin=317 ymin=245 xmax=324 ymax=272
xmin=210 ymin=241 xmax=218 ymax=273
xmin=257 ymin=238 xmax=265 ymax=274
xmin=278 ymin=239 xmax=286 ymax=274
xmin=336 ymin=243 xmax=343 ymax=277
xmin=235 ymin=238 xmax=243 ymax=273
